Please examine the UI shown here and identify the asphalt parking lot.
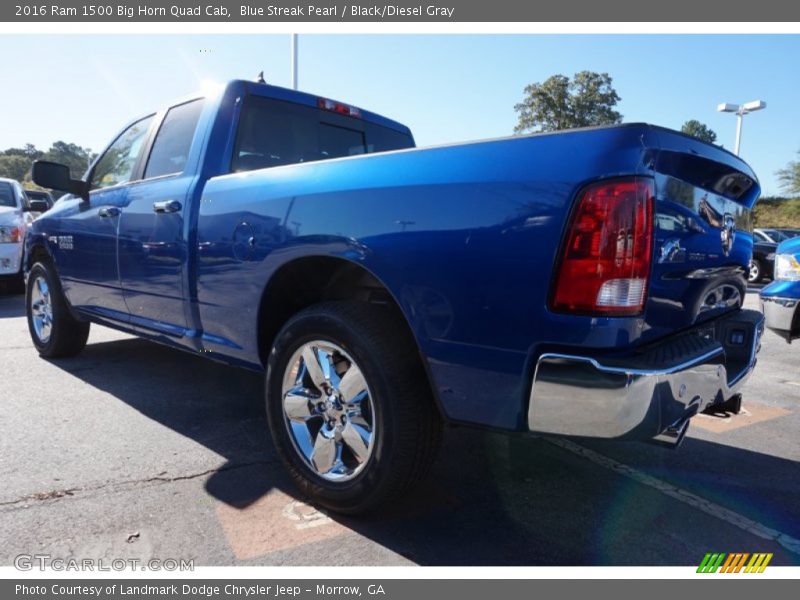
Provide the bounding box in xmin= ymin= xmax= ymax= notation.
xmin=0 ymin=287 xmax=798 ymax=567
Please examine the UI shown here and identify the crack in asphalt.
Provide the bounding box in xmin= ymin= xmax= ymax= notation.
xmin=0 ymin=459 xmax=277 ymax=510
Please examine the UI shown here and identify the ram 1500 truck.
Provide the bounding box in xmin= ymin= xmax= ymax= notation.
xmin=761 ymin=236 xmax=800 ymax=342
xmin=26 ymin=79 xmax=764 ymax=513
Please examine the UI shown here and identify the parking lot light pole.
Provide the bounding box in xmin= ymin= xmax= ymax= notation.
xmin=717 ymin=100 xmax=766 ymax=155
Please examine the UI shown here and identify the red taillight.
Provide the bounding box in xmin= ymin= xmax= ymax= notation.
xmin=551 ymin=178 xmax=654 ymax=316
xmin=317 ymin=97 xmax=362 ymax=118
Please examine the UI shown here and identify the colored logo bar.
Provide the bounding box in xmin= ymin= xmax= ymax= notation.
xmin=697 ymin=552 xmax=773 ymax=573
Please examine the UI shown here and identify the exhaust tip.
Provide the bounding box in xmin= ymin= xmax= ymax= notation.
xmin=649 ymin=419 xmax=690 ymax=450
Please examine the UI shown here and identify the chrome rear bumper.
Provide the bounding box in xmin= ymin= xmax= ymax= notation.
xmin=527 ymin=309 xmax=764 ymax=445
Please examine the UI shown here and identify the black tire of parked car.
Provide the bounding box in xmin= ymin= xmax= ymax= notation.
xmin=748 ymin=259 xmax=763 ymax=284
xmin=265 ymin=300 xmax=442 ymax=515
xmin=26 ymin=261 xmax=90 ymax=358
xmin=0 ymin=273 xmax=26 ymax=295
xmin=10 ymin=271 xmax=26 ymax=295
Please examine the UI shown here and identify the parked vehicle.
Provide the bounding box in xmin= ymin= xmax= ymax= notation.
xmin=775 ymin=228 xmax=800 ymax=240
xmin=750 ymin=238 xmax=777 ymax=283
xmin=761 ymin=236 xmax=800 ymax=343
xmin=0 ymin=178 xmax=49 ymax=293
xmin=26 ymin=79 xmax=764 ymax=513
xmin=754 ymin=227 xmax=790 ymax=244
xmin=24 ymin=189 xmax=55 ymax=210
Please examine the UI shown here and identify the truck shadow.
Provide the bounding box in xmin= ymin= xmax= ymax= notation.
xmin=46 ymin=336 xmax=800 ymax=566
xmin=0 ymin=289 xmax=26 ymax=318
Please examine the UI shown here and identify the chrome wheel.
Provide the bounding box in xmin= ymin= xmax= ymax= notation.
xmin=748 ymin=260 xmax=761 ymax=283
xmin=29 ymin=275 xmax=53 ymax=344
xmin=700 ymin=283 xmax=742 ymax=313
xmin=281 ymin=341 xmax=375 ymax=482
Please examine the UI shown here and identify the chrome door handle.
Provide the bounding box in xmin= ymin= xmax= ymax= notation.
xmin=153 ymin=200 xmax=182 ymax=213
xmin=97 ymin=206 xmax=121 ymax=218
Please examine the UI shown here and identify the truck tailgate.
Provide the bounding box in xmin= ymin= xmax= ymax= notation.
xmin=645 ymin=128 xmax=760 ymax=334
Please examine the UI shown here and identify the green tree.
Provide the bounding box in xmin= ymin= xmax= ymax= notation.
xmin=777 ymin=151 xmax=800 ymax=196
xmin=0 ymin=155 xmax=33 ymax=181
xmin=0 ymin=143 xmax=44 ymax=182
xmin=3 ymin=143 xmax=43 ymax=160
xmin=514 ymin=71 xmax=622 ymax=134
xmin=680 ymin=120 xmax=718 ymax=143
xmin=43 ymin=141 xmax=95 ymax=178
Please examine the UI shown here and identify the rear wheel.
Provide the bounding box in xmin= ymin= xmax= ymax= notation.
xmin=748 ymin=259 xmax=763 ymax=283
xmin=265 ymin=301 xmax=442 ymax=514
xmin=26 ymin=261 xmax=90 ymax=358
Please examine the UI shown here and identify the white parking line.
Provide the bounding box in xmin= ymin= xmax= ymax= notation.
xmin=546 ymin=438 xmax=800 ymax=556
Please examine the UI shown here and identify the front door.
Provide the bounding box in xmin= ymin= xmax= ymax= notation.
xmin=55 ymin=115 xmax=154 ymax=317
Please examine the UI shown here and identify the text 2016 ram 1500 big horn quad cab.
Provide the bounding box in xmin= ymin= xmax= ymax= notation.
xmin=26 ymin=79 xmax=764 ymax=513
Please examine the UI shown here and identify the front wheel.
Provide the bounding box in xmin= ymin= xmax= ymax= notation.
xmin=26 ymin=261 xmax=90 ymax=358
xmin=265 ymin=301 xmax=442 ymax=514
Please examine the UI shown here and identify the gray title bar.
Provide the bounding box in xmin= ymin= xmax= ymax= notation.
xmin=4 ymin=579 xmax=798 ymax=600
xmin=3 ymin=0 xmax=800 ymax=22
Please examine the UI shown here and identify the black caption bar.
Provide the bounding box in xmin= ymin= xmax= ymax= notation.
xmin=3 ymin=0 xmax=800 ymax=21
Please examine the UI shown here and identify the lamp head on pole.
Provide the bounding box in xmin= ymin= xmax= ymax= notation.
xmin=741 ymin=100 xmax=767 ymax=113
xmin=717 ymin=102 xmax=740 ymax=113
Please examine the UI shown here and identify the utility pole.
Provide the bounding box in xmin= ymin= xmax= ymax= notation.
xmin=291 ymin=34 xmax=298 ymax=90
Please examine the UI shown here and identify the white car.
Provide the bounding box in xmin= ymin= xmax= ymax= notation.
xmin=0 ymin=178 xmax=45 ymax=292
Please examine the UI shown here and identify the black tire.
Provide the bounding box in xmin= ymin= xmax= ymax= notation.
xmin=265 ymin=301 xmax=442 ymax=514
xmin=26 ymin=261 xmax=90 ymax=358
xmin=748 ymin=259 xmax=762 ymax=283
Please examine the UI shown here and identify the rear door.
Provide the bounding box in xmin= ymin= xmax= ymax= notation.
xmin=117 ymin=98 xmax=205 ymax=336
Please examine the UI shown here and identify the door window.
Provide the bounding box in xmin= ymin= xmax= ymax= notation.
xmin=144 ymin=99 xmax=205 ymax=179
xmin=91 ymin=116 xmax=154 ymax=190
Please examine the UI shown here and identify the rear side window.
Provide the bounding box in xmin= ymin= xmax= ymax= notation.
xmin=232 ymin=96 xmax=412 ymax=173
xmin=91 ymin=116 xmax=154 ymax=190
xmin=145 ymin=99 xmax=205 ymax=179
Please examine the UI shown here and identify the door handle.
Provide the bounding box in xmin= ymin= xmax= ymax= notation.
xmin=97 ymin=206 xmax=121 ymax=218
xmin=153 ymin=200 xmax=182 ymax=214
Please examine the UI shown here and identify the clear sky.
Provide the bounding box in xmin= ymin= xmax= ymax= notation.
xmin=1 ymin=34 xmax=798 ymax=195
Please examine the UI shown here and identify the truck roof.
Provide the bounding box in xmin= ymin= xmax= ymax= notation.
xmin=153 ymin=79 xmax=412 ymax=138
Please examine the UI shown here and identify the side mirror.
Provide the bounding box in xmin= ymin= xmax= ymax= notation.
xmin=31 ymin=161 xmax=89 ymax=200
xmin=25 ymin=199 xmax=51 ymax=213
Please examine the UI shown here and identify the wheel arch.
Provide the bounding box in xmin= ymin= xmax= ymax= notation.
xmin=255 ymin=255 xmax=446 ymax=419
xmin=25 ymin=235 xmax=54 ymax=272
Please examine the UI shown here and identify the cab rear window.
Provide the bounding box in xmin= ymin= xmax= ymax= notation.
xmin=231 ymin=96 xmax=412 ymax=173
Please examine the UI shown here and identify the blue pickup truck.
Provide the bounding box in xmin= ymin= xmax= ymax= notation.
xmin=26 ymin=79 xmax=764 ymax=513
xmin=761 ymin=236 xmax=800 ymax=342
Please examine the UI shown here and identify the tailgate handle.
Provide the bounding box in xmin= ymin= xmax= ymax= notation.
xmin=153 ymin=200 xmax=182 ymax=214
xmin=97 ymin=206 xmax=120 ymax=218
